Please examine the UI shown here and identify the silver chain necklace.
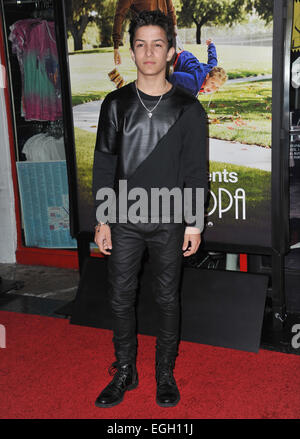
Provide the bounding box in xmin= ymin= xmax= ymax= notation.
xmin=135 ymin=81 xmax=166 ymax=118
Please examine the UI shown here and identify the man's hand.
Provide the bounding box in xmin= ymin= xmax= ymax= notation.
xmin=114 ymin=48 xmax=121 ymax=65
xmin=94 ymin=224 xmax=112 ymax=255
xmin=182 ymin=233 xmax=201 ymax=257
xmin=206 ymin=38 xmax=212 ymax=46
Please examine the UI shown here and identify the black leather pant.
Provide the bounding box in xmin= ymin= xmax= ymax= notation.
xmin=107 ymin=221 xmax=185 ymax=365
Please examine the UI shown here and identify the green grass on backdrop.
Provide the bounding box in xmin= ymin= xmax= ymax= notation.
xmin=201 ymin=80 xmax=272 ymax=147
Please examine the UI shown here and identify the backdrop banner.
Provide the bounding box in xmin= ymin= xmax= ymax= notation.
xmin=68 ymin=0 xmax=273 ymax=249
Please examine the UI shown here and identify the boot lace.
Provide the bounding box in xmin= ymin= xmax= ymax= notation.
xmin=156 ymin=363 xmax=176 ymax=386
xmin=108 ymin=361 xmax=129 ymax=388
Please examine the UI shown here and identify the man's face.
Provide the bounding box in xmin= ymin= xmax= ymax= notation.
xmin=202 ymin=75 xmax=222 ymax=94
xmin=130 ymin=25 xmax=175 ymax=77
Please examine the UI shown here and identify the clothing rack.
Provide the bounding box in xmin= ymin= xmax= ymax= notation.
xmin=4 ymin=0 xmax=53 ymax=6
xmin=3 ymin=0 xmax=54 ymax=19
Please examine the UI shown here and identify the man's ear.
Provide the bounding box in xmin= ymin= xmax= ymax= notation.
xmin=167 ymin=46 xmax=176 ymax=62
xmin=129 ymin=48 xmax=135 ymax=63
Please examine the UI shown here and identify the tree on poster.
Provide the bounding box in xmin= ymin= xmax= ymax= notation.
xmin=178 ymin=0 xmax=246 ymax=44
xmin=65 ymin=0 xmax=95 ymax=51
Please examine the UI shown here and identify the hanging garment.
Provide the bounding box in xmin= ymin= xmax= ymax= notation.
xmin=9 ymin=18 xmax=62 ymax=121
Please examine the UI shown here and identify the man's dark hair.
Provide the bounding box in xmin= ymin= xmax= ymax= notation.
xmin=129 ymin=9 xmax=175 ymax=51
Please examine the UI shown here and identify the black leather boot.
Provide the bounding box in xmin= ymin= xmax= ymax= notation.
xmin=95 ymin=362 xmax=138 ymax=408
xmin=156 ymin=360 xmax=180 ymax=407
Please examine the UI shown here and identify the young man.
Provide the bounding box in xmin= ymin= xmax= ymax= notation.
xmin=93 ymin=10 xmax=208 ymax=408
xmin=169 ymin=39 xmax=228 ymax=97
xmin=112 ymin=0 xmax=177 ymax=65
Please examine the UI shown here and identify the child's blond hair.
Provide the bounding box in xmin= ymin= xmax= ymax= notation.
xmin=209 ymin=67 xmax=228 ymax=84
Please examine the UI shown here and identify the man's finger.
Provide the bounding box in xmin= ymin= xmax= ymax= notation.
xmin=100 ymin=238 xmax=111 ymax=255
xmin=182 ymin=235 xmax=189 ymax=251
xmin=95 ymin=229 xmax=112 ymax=255
xmin=105 ymin=230 xmax=112 ymax=249
xmin=183 ymin=234 xmax=201 ymax=256
xmin=184 ymin=242 xmax=197 ymax=256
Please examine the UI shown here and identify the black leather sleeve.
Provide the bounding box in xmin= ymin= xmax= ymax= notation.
xmin=92 ymin=150 xmax=117 ymax=225
xmin=181 ymin=101 xmax=208 ymax=229
xmin=93 ymin=95 xmax=118 ymax=224
xmin=95 ymin=96 xmax=118 ymax=154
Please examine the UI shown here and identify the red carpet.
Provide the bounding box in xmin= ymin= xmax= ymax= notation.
xmin=1 ymin=310 xmax=300 ymax=419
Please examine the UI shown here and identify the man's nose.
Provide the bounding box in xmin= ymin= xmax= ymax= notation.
xmin=145 ymin=45 xmax=153 ymax=56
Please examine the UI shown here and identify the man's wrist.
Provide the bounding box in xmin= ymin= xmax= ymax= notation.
xmin=185 ymin=226 xmax=201 ymax=235
xmin=95 ymin=221 xmax=110 ymax=232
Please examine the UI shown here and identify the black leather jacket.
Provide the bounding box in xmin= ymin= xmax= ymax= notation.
xmin=93 ymin=81 xmax=208 ymax=227
xmin=96 ymin=81 xmax=197 ymax=180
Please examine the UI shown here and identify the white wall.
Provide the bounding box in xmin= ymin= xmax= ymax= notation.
xmin=0 ymin=57 xmax=17 ymax=262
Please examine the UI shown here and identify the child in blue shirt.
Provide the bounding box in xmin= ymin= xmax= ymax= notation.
xmin=169 ymin=39 xmax=227 ymax=96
